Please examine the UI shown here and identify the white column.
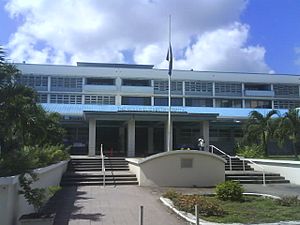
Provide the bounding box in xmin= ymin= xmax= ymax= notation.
xmin=88 ymin=118 xmax=96 ymax=156
xmin=148 ymin=127 xmax=154 ymax=154
xmin=212 ymin=82 xmax=216 ymax=107
xmin=202 ymin=121 xmax=209 ymax=151
xmin=119 ymin=127 xmax=125 ymax=153
xmin=164 ymin=121 xmax=173 ymax=151
xmin=127 ymin=119 xmax=136 ymax=157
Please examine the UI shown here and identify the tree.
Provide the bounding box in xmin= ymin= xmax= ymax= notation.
xmin=243 ymin=110 xmax=279 ymax=156
xmin=0 ymin=46 xmax=65 ymax=155
xmin=275 ymin=109 xmax=300 ymax=159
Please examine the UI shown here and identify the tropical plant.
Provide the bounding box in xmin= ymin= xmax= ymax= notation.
xmin=274 ymin=109 xmax=300 ymax=159
xmin=236 ymin=144 xmax=264 ymax=158
xmin=243 ymin=110 xmax=279 ymax=156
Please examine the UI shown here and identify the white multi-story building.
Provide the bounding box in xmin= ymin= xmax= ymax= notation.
xmin=16 ymin=62 xmax=300 ymax=157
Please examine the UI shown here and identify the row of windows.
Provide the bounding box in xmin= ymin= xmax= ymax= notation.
xmin=51 ymin=77 xmax=82 ymax=90
xmin=84 ymin=95 xmax=115 ymax=105
xmin=20 ymin=75 xmax=300 ymax=98
xmin=36 ymin=94 xmax=300 ymax=109
xmin=19 ymin=75 xmax=48 ymax=87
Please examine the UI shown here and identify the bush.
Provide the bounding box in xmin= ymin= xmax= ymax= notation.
xmin=216 ymin=181 xmax=244 ymax=201
xmin=163 ymin=189 xmax=180 ymax=201
xmin=173 ymin=194 xmax=224 ymax=216
xmin=276 ymin=196 xmax=300 ymax=207
xmin=236 ymin=145 xmax=264 ymax=158
xmin=0 ymin=145 xmax=69 ymax=177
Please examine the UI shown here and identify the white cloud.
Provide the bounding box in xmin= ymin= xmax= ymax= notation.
xmin=4 ymin=0 xmax=272 ymax=73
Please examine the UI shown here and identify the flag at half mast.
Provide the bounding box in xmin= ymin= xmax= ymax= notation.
xmin=166 ymin=43 xmax=173 ymax=76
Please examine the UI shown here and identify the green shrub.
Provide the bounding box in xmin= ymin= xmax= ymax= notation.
xmin=236 ymin=145 xmax=264 ymax=158
xmin=276 ymin=196 xmax=300 ymax=207
xmin=216 ymin=181 xmax=244 ymax=201
xmin=163 ymin=189 xmax=180 ymax=201
xmin=173 ymin=194 xmax=224 ymax=216
xmin=0 ymin=145 xmax=69 ymax=177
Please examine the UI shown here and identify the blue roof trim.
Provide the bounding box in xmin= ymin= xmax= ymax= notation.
xmin=41 ymin=103 xmax=287 ymax=119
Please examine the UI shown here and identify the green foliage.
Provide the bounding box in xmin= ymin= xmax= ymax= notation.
xmin=163 ymin=191 xmax=224 ymax=216
xmin=215 ymin=181 xmax=244 ymax=201
xmin=243 ymin=110 xmax=279 ymax=156
xmin=163 ymin=189 xmax=180 ymax=200
xmin=19 ymin=172 xmax=61 ymax=212
xmin=236 ymin=145 xmax=264 ymax=158
xmin=0 ymin=145 xmax=69 ymax=177
xmin=276 ymin=196 xmax=300 ymax=207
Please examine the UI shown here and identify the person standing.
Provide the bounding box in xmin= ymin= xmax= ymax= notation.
xmin=198 ymin=138 xmax=205 ymax=151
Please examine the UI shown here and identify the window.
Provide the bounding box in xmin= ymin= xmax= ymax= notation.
xmin=154 ymin=97 xmax=183 ymax=106
xmin=215 ymin=82 xmax=242 ymax=96
xmin=36 ymin=94 xmax=48 ymax=103
xmin=215 ymin=99 xmax=242 ymax=108
xmin=185 ymin=98 xmax=213 ymax=107
xmin=50 ymin=94 xmax=82 ymax=104
xmin=51 ymin=77 xmax=82 ymax=92
xmin=273 ymin=84 xmax=299 ymax=97
xmin=244 ymin=83 xmax=270 ymax=91
xmin=84 ymin=95 xmax=115 ymax=105
xmin=122 ymin=79 xmax=151 ymax=86
xmin=245 ymin=100 xmax=272 ymax=109
xmin=19 ymin=75 xmax=48 ymax=90
xmin=154 ymin=80 xmax=183 ymax=94
xmin=86 ymin=78 xmax=115 ymax=85
xmin=274 ymin=100 xmax=300 ymax=109
xmin=122 ymin=97 xmax=151 ymax=105
xmin=185 ymin=81 xmax=212 ymax=95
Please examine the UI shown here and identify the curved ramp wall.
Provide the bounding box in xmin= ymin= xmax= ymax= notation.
xmin=126 ymin=150 xmax=226 ymax=187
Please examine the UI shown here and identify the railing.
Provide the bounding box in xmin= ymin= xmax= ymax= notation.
xmin=209 ymin=145 xmax=233 ymax=171
xmin=100 ymin=144 xmax=106 ymax=187
xmin=235 ymin=156 xmax=266 ymax=186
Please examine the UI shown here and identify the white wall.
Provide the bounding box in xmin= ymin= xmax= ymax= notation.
xmin=127 ymin=151 xmax=226 ymax=187
xmin=248 ymin=159 xmax=300 ymax=185
xmin=0 ymin=161 xmax=68 ymax=225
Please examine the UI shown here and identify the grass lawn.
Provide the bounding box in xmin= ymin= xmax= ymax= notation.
xmin=203 ymin=196 xmax=300 ymax=223
xmin=165 ymin=193 xmax=300 ymax=224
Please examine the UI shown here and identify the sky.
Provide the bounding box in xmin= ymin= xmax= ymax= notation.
xmin=0 ymin=0 xmax=300 ymax=74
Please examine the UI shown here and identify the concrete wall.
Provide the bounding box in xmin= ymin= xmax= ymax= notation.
xmin=127 ymin=151 xmax=226 ymax=187
xmin=248 ymin=159 xmax=300 ymax=185
xmin=0 ymin=161 xmax=68 ymax=225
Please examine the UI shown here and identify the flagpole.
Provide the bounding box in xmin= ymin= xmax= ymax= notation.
xmin=167 ymin=15 xmax=172 ymax=152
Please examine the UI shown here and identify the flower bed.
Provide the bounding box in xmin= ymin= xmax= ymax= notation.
xmin=161 ymin=190 xmax=300 ymax=224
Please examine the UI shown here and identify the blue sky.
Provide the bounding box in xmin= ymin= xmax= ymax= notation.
xmin=0 ymin=0 xmax=300 ymax=74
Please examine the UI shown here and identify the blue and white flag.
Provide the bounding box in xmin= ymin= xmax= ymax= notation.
xmin=166 ymin=43 xmax=173 ymax=76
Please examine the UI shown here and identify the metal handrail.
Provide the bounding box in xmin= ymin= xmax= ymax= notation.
xmin=235 ymin=156 xmax=266 ymax=186
xmin=100 ymin=144 xmax=105 ymax=187
xmin=209 ymin=145 xmax=234 ymax=171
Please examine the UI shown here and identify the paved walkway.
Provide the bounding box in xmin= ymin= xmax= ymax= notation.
xmin=53 ymin=186 xmax=189 ymax=225
xmin=51 ymin=183 xmax=300 ymax=225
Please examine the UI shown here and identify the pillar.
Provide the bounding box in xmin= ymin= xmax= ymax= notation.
xmin=127 ymin=119 xmax=135 ymax=157
xmin=164 ymin=121 xmax=173 ymax=151
xmin=88 ymin=118 xmax=96 ymax=156
xmin=148 ymin=127 xmax=154 ymax=154
xmin=119 ymin=127 xmax=125 ymax=153
xmin=202 ymin=121 xmax=209 ymax=151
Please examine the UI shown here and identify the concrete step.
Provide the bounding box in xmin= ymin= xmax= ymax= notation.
xmin=71 ymin=168 xmax=129 ymax=171
xmin=231 ymin=179 xmax=290 ymax=184
xmin=61 ymin=180 xmax=139 ymax=186
xmin=226 ymin=175 xmax=286 ymax=180
xmin=63 ymin=173 xmax=136 ymax=178
xmin=70 ymin=165 xmax=129 ymax=169
xmin=62 ymin=177 xmax=138 ymax=182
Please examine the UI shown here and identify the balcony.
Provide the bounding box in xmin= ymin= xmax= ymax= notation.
xmin=121 ymin=86 xmax=154 ymax=94
xmin=244 ymin=90 xmax=275 ymax=97
xmin=83 ymin=85 xmax=117 ymax=93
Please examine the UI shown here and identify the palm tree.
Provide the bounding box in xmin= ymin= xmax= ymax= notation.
xmin=243 ymin=110 xmax=279 ymax=156
xmin=275 ymin=108 xmax=300 ymax=159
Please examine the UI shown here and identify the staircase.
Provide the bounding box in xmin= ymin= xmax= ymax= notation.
xmin=223 ymin=156 xmax=290 ymax=184
xmin=60 ymin=157 xmax=138 ymax=186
